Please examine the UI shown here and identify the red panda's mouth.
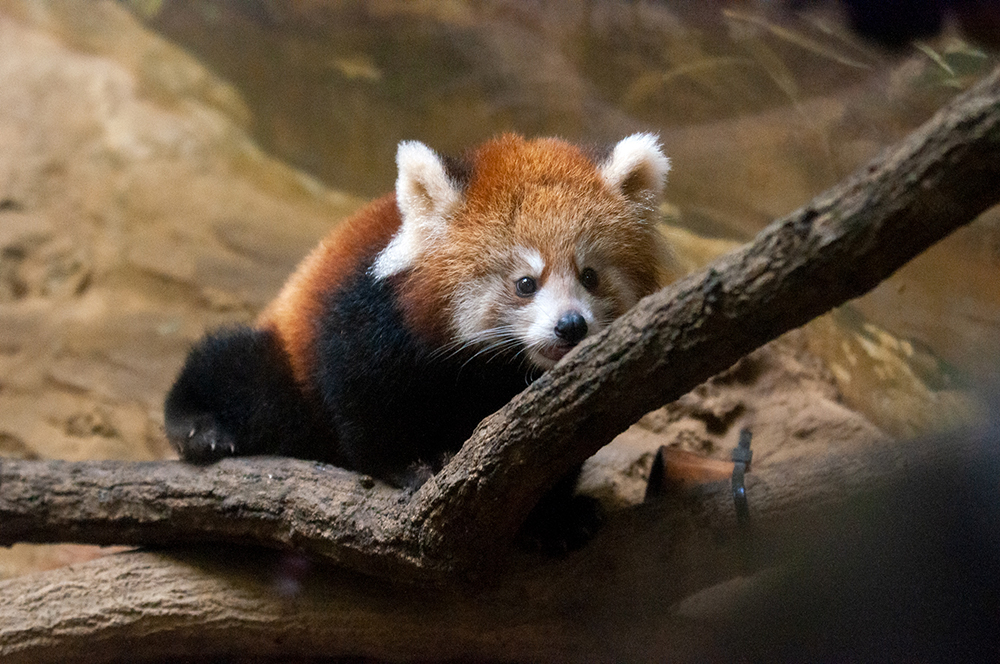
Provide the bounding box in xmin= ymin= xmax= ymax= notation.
xmin=537 ymin=342 xmax=575 ymax=363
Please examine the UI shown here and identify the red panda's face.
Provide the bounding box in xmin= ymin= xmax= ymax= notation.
xmin=472 ymin=244 xmax=634 ymax=370
xmin=448 ymin=179 xmax=664 ymax=370
xmin=372 ymin=134 xmax=674 ymax=371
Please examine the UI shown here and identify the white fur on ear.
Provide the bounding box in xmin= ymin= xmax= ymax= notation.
xmin=599 ymin=133 xmax=670 ymax=204
xmin=372 ymin=141 xmax=463 ymax=279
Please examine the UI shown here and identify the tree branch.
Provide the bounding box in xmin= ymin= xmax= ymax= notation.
xmin=0 ymin=423 xmax=992 ymax=663
xmin=0 ymin=458 xmax=421 ymax=579
xmin=408 ymin=62 xmax=1000 ymax=563
xmin=1 ymin=65 xmax=999 ymax=582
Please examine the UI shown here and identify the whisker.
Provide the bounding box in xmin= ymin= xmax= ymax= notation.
xmin=460 ymin=336 xmax=523 ymax=369
xmin=428 ymin=325 xmax=520 ymax=363
xmin=427 ymin=324 xmax=526 ymax=373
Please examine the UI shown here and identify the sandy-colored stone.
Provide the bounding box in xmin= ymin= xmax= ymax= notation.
xmin=0 ymin=4 xmax=362 ymax=577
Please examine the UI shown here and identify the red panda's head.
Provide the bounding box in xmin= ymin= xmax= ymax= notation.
xmin=372 ymin=133 xmax=675 ymax=371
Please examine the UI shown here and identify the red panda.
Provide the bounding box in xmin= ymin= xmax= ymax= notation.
xmin=165 ymin=133 xmax=674 ymax=498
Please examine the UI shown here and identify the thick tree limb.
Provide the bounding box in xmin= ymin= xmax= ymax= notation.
xmin=0 ymin=458 xmax=420 ymax=579
xmin=1 ymin=424 xmax=994 ymax=663
xmin=2 ymin=65 xmax=1000 ymax=582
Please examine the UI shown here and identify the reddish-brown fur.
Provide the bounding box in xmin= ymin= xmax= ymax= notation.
xmin=168 ymin=133 xmax=671 ymax=503
xmin=400 ymin=134 xmax=668 ymax=341
xmin=259 ymin=134 xmax=670 ymax=386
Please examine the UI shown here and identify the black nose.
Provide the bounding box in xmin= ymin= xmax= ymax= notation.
xmin=554 ymin=311 xmax=588 ymax=345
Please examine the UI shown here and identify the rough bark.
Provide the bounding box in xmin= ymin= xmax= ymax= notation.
xmin=1 ymin=65 xmax=1000 ymax=664
xmin=0 ymin=424 xmax=993 ymax=663
xmin=3 ymin=65 xmax=999 ymax=582
xmin=0 ymin=458 xmax=419 ymax=579
xmin=410 ymin=60 xmax=1000 ymax=565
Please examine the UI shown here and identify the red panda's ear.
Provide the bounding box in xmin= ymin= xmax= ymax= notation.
xmin=599 ymin=133 xmax=671 ymax=206
xmin=395 ymin=140 xmax=464 ymax=222
xmin=373 ymin=141 xmax=465 ymax=279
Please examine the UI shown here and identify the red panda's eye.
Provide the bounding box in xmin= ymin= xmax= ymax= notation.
xmin=515 ymin=276 xmax=537 ymax=297
xmin=580 ymin=267 xmax=599 ymax=291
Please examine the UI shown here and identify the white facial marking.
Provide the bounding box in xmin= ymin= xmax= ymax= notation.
xmin=517 ymin=270 xmax=602 ymax=370
xmin=452 ymin=274 xmax=506 ymax=344
xmin=448 ymin=239 xmax=644 ymax=371
xmin=449 ymin=239 xmax=647 ymax=370
xmin=519 ymin=246 xmax=545 ymax=276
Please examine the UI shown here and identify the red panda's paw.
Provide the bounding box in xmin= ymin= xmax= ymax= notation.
xmin=166 ymin=413 xmax=238 ymax=463
xmin=164 ymin=326 xmax=332 ymax=463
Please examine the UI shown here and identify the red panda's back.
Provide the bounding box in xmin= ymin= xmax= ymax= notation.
xmin=258 ymin=194 xmax=402 ymax=387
